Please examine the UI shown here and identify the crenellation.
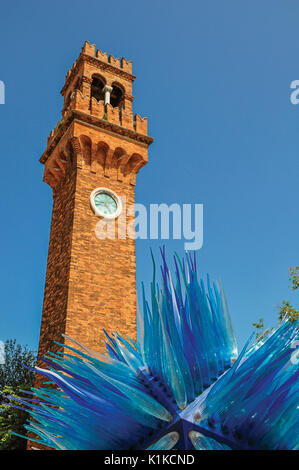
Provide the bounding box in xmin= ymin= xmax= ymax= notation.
xmin=90 ymin=97 xmax=105 ymax=119
xmin=106 ymin=103 xmax=120 ymax=125
xmin=61 ymin=41 xmax=135 ymax=107
xmin=121 ymin=58 xmax=133 ymax=73
xmin=121 ymin=109 xmax=134 ymax=130
xmin=82 ymin=40 xmax=96 ymax=56
xmin=108 ymin=55 xmax=121 ymax=68
xmin=96 ymin=49 xmax=108 ymax=62
xmin=72 ymin=88 xmax=89 ymax=113
xmin=82 ymin=41 xmax=132 ymax=74
xmin=134 ymin=114 xmax=148 ymax=135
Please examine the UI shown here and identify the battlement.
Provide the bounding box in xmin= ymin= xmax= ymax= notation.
xmin=81 ymin=41 xmax=133 ymax=73
xmin=43 ymin=41 xmax=152 ymax=161
xmin=46 ymin=98 xmax=149 ymax=149
xmin=61 ymin=41 xmax=134 ymax=97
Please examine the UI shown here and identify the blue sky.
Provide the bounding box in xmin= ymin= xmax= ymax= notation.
xmin=0 ymin=0 xmax=298 ymax=352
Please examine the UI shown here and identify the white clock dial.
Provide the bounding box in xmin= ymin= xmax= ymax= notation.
xmin=90 ymin=188 xmax=122 ymax=219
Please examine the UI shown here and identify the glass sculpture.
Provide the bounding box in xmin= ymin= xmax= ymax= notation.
xmin=8 ymin=249 xmax=299 ymax=450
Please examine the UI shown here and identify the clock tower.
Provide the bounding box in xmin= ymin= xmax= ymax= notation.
xmin=37 ymin=41 xmax=153 ymax=361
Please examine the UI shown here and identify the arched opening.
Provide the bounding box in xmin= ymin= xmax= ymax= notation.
xmin=91 ymin=76 xmax=105 ymax=101
xmin=110 ymin=85 xmax=124 ymax=108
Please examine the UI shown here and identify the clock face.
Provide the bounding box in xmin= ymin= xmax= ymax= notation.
xmin=90 ymin=187 xmax=122 ymax=219
xmin=94 ymin=192 xmax=118 ymax=217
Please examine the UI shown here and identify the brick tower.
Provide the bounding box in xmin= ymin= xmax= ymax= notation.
xmin=37 ymin=41 xmax=153 ymax=360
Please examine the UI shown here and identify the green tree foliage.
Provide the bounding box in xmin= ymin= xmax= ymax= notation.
xmin=289 ymin=266 xmax=299 ymax=291
xmin=252 ymin=318 xmax=272 ymax=341
xmin=253 ymin=266 xmax=299 ymax=340
xmin=278 ymin=301 xmax=299 ymax=323
xmin=0 ymin=386 xmax=33 ymax=450
xmin=279 ymin=266 xmax=299 ymax=323
xmin=0 ymin=340 xmax=36 ymax=449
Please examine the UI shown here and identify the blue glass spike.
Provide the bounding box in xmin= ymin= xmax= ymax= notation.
xmin=85 ymin=362 xmax=173 ymax=422
xmin=146 ymin=432 xmax=180 ymax=450
xmin=189 ymin=430 xmax=231 ymax=450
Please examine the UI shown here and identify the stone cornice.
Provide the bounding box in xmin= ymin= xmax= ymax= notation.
xmin=61 ymin=53 xmax=136 ymax=96
xmin=40 ymin=110 xmax=153 ymax=164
